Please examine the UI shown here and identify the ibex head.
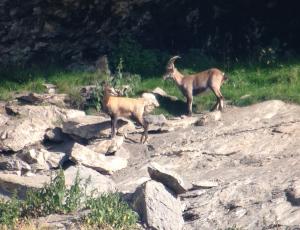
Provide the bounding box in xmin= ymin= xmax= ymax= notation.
xmin=163 ymin=56 xmax=181 ymax=80
xmin=102 ymin=81 xmax=118 ymax=96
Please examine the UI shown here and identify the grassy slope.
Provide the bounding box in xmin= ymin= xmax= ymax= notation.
xmin=0 ymin=62 xmax=299 ymax=116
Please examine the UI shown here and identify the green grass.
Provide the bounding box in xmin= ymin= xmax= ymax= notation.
xmin=1 ymin=61 xmax=300 ymax=116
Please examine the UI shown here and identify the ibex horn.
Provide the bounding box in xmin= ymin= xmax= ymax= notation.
xmin=167 ymin=55 xmax=181 ymax=68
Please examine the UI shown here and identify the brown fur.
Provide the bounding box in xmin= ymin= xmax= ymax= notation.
xmin=102 ymin=85 xmax=150 ymax=143
xmin=163 ymin=56 xmax=227 ymax=116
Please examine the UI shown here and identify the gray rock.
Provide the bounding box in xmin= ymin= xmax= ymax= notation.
xmin=45 ymin=127 xmax=64 ymax=143
xmin=62 ymin=115 xmax=135 ymax=140
xmin=0 ymin=172 xmax=49 ymax=198
xmin=16 ymin=92 xmax=69 ymax=107
xmin=32 ymin=212 xmax=86 ymax=230
xmin=0 ymin=113 xmax=9 ymax=127
xmin=152 ymin=87 xmax=178 ymax=101
xmin=0 ymin=157 xmax=31 ymax=173
xmin=0 ymin=105 xmax=85 ymax=152
xmin=191 ymin=180 xmax=219 ymax=189
xmin=195 ymin=111 xmax=222 ymax=126
xmin=21 ymin=148 xmax=67 ymax=171
xmin=87 ymin=136 xmax=124 ymax=155
xmin=141 ymin=92 xmax=160 ymax=113
xmin=144 ymin=114 xmax=167 ymax=125
xmin=113 ymin=100 xmax=300 ymax=229
xmin=148 ymin=163 xmax=189 ymax=194
xmin=69 ymin=143 xmax=127 ymax=174
xmin=42 ymin=83 xmax=57 ymax=94
xmin=132 ymin=180 xmax=184 ymax=230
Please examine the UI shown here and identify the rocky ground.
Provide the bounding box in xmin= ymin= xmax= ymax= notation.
xmin=1 ymin=89 xmax=300 ymax=230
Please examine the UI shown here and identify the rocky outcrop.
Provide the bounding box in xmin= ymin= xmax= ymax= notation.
xmin=113 ymin=100 xmax=300 ymax=229
xmin=0 ymin=104 xmax=84 ymax=152
xmin=1 ymin=99 xmax=300 ymax=229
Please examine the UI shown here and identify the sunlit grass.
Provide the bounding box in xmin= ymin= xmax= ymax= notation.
xmin=0 ymin=61 xmax=299 ymax=116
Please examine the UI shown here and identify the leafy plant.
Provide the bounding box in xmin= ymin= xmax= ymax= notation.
xmin=0 ymin=194 xmax=21 ymax=227
xmin=0 ymin=170 xmax=138 ymax=230
xmin=84 ymin=193 xmax=138 ymax=230
xmin=23 ymin=169 xmax=84 ymax=217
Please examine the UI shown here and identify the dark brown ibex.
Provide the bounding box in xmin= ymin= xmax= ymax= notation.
xmin=163 ymin=56 xmax=228 ymax=116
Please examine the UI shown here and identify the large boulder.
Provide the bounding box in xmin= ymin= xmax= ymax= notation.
xmin=69 ymin=143 xmax=127 ymax=174
xmin=131 ymin=180 xmax=184 ymax=230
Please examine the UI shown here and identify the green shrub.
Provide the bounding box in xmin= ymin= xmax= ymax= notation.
xmin=85 ymin=193 xmax=138 ymax=230
xmin=0 ymin=195 xmax=21 ymax=227
xmin=23 ymin=169 xmax=84 ymax=217
xmin=0 ymin=170 xmax=138 ymax=230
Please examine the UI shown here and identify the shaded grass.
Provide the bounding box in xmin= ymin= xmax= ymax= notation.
xmin=0 ymin=61 xmax=300 ymax=116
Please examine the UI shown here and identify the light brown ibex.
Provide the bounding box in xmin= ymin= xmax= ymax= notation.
xmin=102 ymin=83 xmax=159 ymax=143
xmin=163 ymin=56 xmax=228 ymax=116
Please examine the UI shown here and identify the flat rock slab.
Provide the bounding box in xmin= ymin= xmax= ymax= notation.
xmin=69 ymin=143 xmax=127 ymax=174
xmin=191 ymin=180 xmax=219 ymax=189
xmin=148 ymin=162 xmax=190 ymax=194
xmin=62 ymin=115 xmax=135 ymax=140
xmin=132 ymin=180 xmax=184 ymax=230
xmin=16 ymin=92 xmax=69 ymax=107
xmin=0 ymin=172 xmax=49 ymax=198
